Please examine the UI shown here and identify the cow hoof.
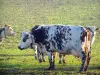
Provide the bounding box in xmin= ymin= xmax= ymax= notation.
xmin=46 ymin=67 xmax=55 ymax=70
xmin=43 ymin=59 xmax=45 ymax=62
xmin=35 ymin=57 xmax=38 ymax=60
xmin=63 ymin=61 xmax=66 ymax=64
xmin=59 ymin=61 xmax=62 ymax=64
xmin=83 ymin=68 xmax=88 ymax=71
xmin=79 ymin=69 xmax=83 ymax=73
xmin=39 ymin=59 xmax=42 ymax=63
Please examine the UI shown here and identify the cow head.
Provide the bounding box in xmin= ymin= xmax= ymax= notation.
xmin=4 ymin=25 xmax=16 ymax=36
xmin=18 ymin=32 xmax=35 ymax=50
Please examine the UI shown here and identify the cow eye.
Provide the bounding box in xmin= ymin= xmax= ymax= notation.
xmin=23 ymin=34 xmax=29 ymax=42
xmin=23 ymin=38 xmax=26 ymax=42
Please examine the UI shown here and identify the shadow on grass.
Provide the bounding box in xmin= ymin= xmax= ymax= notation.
xmin=0 ymin=65 xmax=100 ymax=75
xmin=0 ymin=68 xmax=99 ymax=75
xmin=0 ymin=54 xmax=34 ymax=57
xmin=0 ymin=54 xmax=100 ymax=74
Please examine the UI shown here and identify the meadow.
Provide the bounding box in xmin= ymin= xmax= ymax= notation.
xmin=0 ymin=0 xmax=100 ymax=74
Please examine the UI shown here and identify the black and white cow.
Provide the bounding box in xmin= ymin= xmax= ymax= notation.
xmin=18 ymin=25 xmax=98 ymax=72
xmin=59 ymin=26 xmax=98 ymax=64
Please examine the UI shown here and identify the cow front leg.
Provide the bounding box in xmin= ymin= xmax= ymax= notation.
xmin=79 ymin=51 xmax=86 ymax=72
xmin=41 ymin=53 xmax=45 ymax=62
xmin=38 ymin=53 xmax=42 ymax=63
xmin=47 ymin=52 xmax=55 ymax=70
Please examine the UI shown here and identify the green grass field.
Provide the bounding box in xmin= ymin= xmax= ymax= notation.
xmin=0 ymin=0 xmax=100 ymax=74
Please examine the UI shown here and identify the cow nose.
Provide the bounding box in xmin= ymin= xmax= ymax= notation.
xmin=18 ymin=46 xmax=23 ymax=50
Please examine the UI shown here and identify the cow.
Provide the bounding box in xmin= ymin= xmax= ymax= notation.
xmin=18 ymin=25 xmax=98 ymax=72
xmin=0 ymin=25 xmax=16 ymax=44
xmin=59 ymin=26 xmax=98 ymax=64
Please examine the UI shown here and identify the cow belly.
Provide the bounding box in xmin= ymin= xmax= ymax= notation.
xmin=71 ymin=50 xmax=80 ymax=57
xmin=58 ymin=49 xmax=72 ymax=55
xmin=58 ymin=49 xmax=80 ymax=57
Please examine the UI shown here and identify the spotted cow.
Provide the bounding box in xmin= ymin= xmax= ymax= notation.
xmin=59 ymin=26 xmax=98 ymax=64
xmin=18 ymin=25 xmax=98 ymax=72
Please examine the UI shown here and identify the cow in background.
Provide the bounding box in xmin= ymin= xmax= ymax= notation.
xmin=0 ymin=25 xmax=16 ymax=44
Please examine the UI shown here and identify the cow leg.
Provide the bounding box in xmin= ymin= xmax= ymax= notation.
xmin=59 ymin=53 xmax=62 ymax=64
xmin=41 ymin=53 xmax=45 ymax=62
xmin=62 ymin=54 xmax=66 ymax=64
xmin=34 ymin=45 xmax=38 ymax=60
xmin=46 ymin=52 xmax=55 ymax=70
xmin=0 ymin=37 xmax=3 ymax=42
xmin=79 ymin=51 xmax=86 ymax=72
xmin=83 ymin=53 xmax=91 ymax=71
xmin=34 ymin=53 xmax=38 ymax=60
xmin=38 ymin=52 xmax=42 ymax=63
xmin=34 ymin=49 xmax=38 ymax=60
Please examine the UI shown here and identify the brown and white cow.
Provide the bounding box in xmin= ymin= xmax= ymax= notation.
xmin=0 ymin=25 xmax=16 ymax=44
xmin=18 ymin=25 xmax=98 ymax=72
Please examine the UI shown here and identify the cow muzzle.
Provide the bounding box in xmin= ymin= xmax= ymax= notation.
xmin=18 ymin=46 xmax=24 ymax=50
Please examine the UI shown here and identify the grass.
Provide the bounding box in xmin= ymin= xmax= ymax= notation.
xmin=0 ymin=0 xmax=100 ymax=74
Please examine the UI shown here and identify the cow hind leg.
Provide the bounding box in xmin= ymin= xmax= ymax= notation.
xmin=83 ymin=53 xmax=91 ymax=71
xmin=59 ymin=53 xmax=62 ymax=64
xmin=46 ymin=52 xmax=55 ymax=70
xmin=62 ymin=54 xmax=66 ymax=64
xmin=79 ymin=51 xmax=86 ymax=72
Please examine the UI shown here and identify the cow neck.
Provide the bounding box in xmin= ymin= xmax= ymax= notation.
xmin=30 ymin=34 xmax=34 ymax=48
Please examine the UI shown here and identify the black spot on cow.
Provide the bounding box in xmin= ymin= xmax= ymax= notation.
xmin=31 ymin=26 xmax=48 ymax=44
xmin=68 ymin=28 xmax=71 ymax=31
xmin=50 ymin=38 xmax=56 ymax=49
xmin=75 ymin=44 xmax=77 ymax=46
xmin=81 ymin=27 xmax=83 ymax=30
xmin=53 ymin=26 xmax=67 ymax=50
xmin=80 ymin=31 xmax=87 ymax=42
xmin=45 ymin=42 xmax=51 ymax=52
xmin=69 ymin=38 xmax=72 ymax=40
xmin=66 ymin=26 xmax=71 ymax=33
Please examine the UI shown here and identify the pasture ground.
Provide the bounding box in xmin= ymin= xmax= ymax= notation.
xmin=0 ymin=0 xmax=100 ymax=75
